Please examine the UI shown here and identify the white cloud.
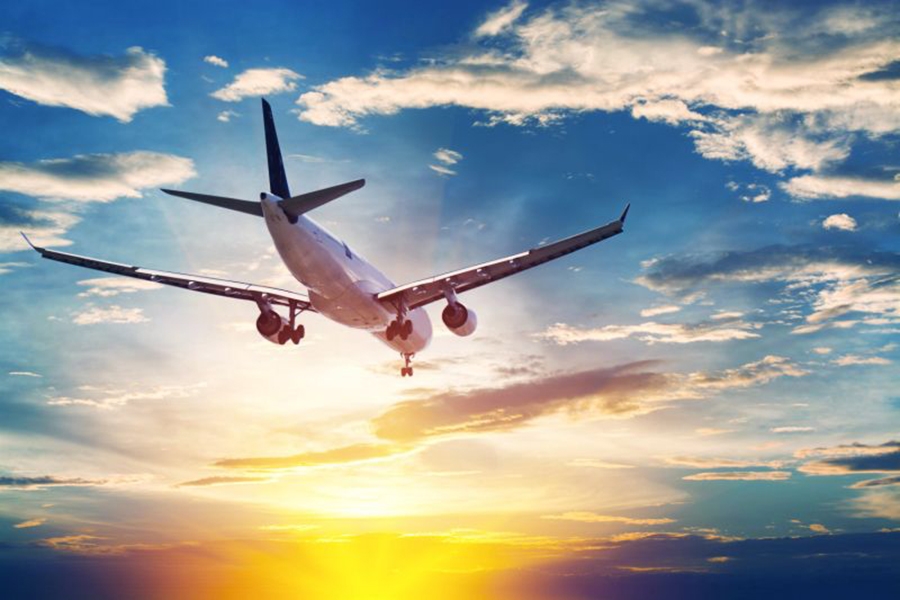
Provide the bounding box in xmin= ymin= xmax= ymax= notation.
xmin=71 ymin=305 xmax=148 ymax=325
xmin=203 ymin=55 xmax=229 ymax=68
xmin=822 ymin=213 xmax=858 ymax=231
xmin=47 ymin=383 xmax=205 ymax=409
xmin=428 ymin=164 xmax=457 ymax=177
xmin=771 ymin=426 xmax=815 ymax=434
xmin=631 ymin=99 xmax=706 ymax=125
xmin=474 ymin=1 xmax=528 ymax=38
xmin=0 ymin=209 xmax=80 ymax=252
xmin=217 ymin=110 xmax=239 ymax=122
xmin=542 ymin=512 xmax=674 ymax=525
xmin=433 ymin=148 xmax=463 ymax=165
xmin=76 ymin=277 xmax=162 ymax=298
xmin=640 ymin=305 xmax=681 ymax=317
xmin=832 ymin=354 xmax=892 ymax=367
xmin=8 ymin=371 xmax=42 ymax=377
xmin=0 ymin=45 xmax=167 ymax=122
xmin=539 ymin=319 xmax=760 ymax=345
xmin=812 ymin=347 xmax=832 ymax=355
xmin=683 ymin=471 xmax=792 ymax=481
xmin=0 ymin=152 xmax=195 ymax=202
xmin=211 ymin=67 xmax=303 ymax=102
xmin=782 ymin=174 xmax=900 ymax=200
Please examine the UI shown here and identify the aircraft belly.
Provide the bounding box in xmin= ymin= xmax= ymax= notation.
xmin=311 ymin=281 xmax=394 ymax=330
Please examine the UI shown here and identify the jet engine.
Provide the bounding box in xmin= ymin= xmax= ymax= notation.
xmin=442 ymin=302 xmax=477 ymax=336
xmin=256 ymin=309 xmax=290 ymax=344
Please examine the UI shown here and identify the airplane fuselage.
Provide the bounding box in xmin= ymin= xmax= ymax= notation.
xmin=260 ymin=195 xmax=432 ymax=355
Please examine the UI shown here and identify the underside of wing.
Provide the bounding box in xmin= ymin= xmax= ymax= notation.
xmin=23 ymin=235 xmax=314 ymax=312
xmin=377 ymin=205 xmax=629 ymax=311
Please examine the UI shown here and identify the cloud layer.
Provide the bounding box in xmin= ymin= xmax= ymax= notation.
xmin=211 ymin=67 xmax=303 ymax=102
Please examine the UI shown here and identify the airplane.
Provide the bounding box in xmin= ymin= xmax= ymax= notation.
xmin=24 ymin=99 xmax=629 ymax=376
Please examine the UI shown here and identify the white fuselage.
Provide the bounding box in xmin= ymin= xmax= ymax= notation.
xmin=260 ymin=195 xmax=432 ymax=355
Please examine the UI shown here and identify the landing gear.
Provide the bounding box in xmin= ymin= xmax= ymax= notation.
xmin=256 ymin=297 xmax=307 ymax=346
xmin=291 ymin=324 xmax=305 ymax=344
xmin=387 ymin=318 xmax=413 ymax=341
xmin=400 ymin=353 xmax=414 ymax=377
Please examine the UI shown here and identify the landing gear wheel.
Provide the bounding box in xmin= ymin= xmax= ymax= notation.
xmin=386 ymin=321 xmax=397 ymax=341
xmin=277 ymin=326 xmax=291 ymax=345
xmin=400 ymin=353 xmax=415 ymax=377
xmin=402 ymin=319 xmax=413 ymax=339
xmin=291 ymin=324 xmax=305 ymax=344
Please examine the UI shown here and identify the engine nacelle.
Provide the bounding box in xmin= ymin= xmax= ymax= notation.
xmin=442 ymin=302 xmax=478 ymax=337
xmin=256 ymin=310 xmax=289 ymax=344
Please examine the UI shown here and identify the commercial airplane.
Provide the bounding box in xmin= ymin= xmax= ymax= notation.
xmin=24 ymin=99 xmax=629 ymax=376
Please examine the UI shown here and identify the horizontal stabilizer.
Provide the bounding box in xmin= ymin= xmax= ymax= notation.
xmin=160 ymin=189 xmax=263 ymax=217
xmin=280 ymin=178 xmax=365 ymax=218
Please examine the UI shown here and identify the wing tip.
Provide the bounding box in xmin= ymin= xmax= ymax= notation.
xmin=619 ymin=203 xmax=631 ymax=224
xmin=20 ymin=231 xmax=40 ymax=252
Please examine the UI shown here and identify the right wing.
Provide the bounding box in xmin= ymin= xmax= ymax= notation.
xmin=22 ymin=234 xmax=314 ymax=313
xmin=377 ymin=204 xmax=629 ymax=311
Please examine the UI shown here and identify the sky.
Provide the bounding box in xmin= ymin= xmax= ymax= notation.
xmin=1 ymin=0 xmax=899 ymax=597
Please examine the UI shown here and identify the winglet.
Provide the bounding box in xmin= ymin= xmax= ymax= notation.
xmin=20 ymin=232 xmax=39 ymax=252
xmin=619 ymin=203 xmax=630 ymax=224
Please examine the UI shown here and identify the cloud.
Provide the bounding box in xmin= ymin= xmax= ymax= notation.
xmin=850 ymin=475 xmax=900 ymax=489
xmin=0 ymin=43 xmax=167 ymax=121
xmin=292 ymin=1 xmax=899 ymax=199
xmin=636 ymin=245 xmax=900 ymax=334
xmin=0 ymin=475 xmax=107 ymax=490
xmin=76 ymin=277 xmax=161 ymax=298
xmin=176 ymin=476 xmax=272 ymax=487
xmin=474 ymin=1 xmax=528 ymax=37
xmin=832 ymin=354 xmax=892 ymax=366
xmin=682 ymin=471 xmax=792 ymax=481
xmin=8 ymin=371 xmax=41 ymax=378
xmin=0 ymin=151 xmax=195 ymax=203
xmin=213 ymin=442 xmax=408 ymax=470
xmin=433 ymin=148 xmax=463 ymax=165
xmin=695 ymin=428 xmax=733 ymax=437
xmin=217 ymin=110 xmax=239 ymax=122
xmin=781 ymin=174 xmax=900 ymax=200
xmin=664 ymin=457 xmax=785 ymax=469
xmin=809 ymin=523 xmax=830 ymax=534
xmin=539 ymin=316 xmax=761 ymax=345
xmin=71 ymin=305 xmax=148 ymax=325
xmin=371 ymin=356 xmax=804 ymax=443
xmin=203 ymin=55 xmax=229 ymax=68
xmin=542 ymin=512 xmax=675 ymax=526
xmin=211 ymin=67 xmax=303 ymax=102
xmin=567 ymin=458 xmax=634 ymax=469
xmin=428 ymin=164 xmax=457 ymax=176
xmin=640 ymin=305 xmax=681 ymax=317
xmin=770 ymin=426 xmax=815 ymax=434
xmin=822 ymin=213 xmax=858 ymax=231
xmin=46 ymin=383 xmax=204 ymax=409
xmin=0 ymin=208 xmax=80 ymax=252
xmin=13 ymin=518 xmax=46 ymax=529
xmin=798 ymin=440 xmax=900 ymax=476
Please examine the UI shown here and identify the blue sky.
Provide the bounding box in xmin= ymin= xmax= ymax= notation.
xmin=1 ymin=0 xmax=899 ymax=597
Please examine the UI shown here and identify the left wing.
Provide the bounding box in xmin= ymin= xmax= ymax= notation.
xmin=22 ymin=234 xmax=314 ymax=312
xmin=378 ymin=204 xmax=629 ymax=311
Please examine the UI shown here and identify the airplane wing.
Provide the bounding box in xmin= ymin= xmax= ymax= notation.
xmin=22 ymin=234 xmax=315 ymax=313
xmin=377 ymin=204 xmax=629 ymax=311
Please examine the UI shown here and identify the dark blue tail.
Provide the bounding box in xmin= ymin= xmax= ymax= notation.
xmin=262 ymin=99 xmax=290 ymax=199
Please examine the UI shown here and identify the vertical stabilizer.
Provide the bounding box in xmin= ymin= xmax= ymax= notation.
xmin=262 ymin=99 xmax=291 ymax=199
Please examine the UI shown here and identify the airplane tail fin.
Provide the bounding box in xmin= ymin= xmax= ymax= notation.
xmin=262 ymin=98 xmax=291 ymax=199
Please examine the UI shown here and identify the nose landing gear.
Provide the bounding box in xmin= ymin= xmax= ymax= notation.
xmin=400 ymin=353 xmax=414 ymax=377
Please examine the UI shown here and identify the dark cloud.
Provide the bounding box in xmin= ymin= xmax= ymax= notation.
xmin=0 ymin=475 xmax=106 ymax=490
xmin=213 ymin=443 xmax=406 ymax=470
xmin=798 ymin=441 xmax=900 ymax=475
xmin=637 ymin=245 xmax=900 ymax=298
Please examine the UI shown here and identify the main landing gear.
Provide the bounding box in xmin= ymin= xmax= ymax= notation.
xmin=277 ymin=322 xmax=305 ymax=345
xmin=386 ymin=317 xmax=413 ymax=341
xmin=400 ymin=353 xmax=415 ymax=377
